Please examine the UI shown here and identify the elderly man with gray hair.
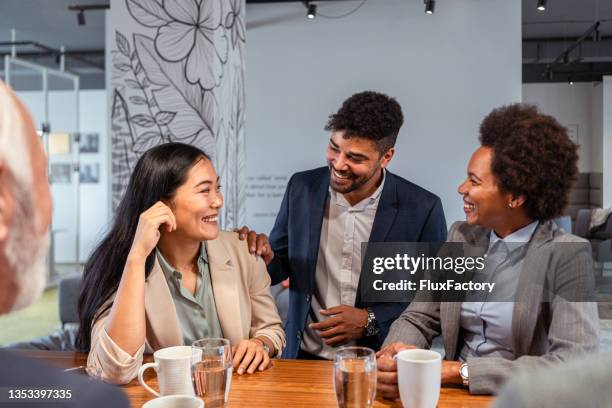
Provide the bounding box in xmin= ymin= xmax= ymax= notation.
xmin=0 ymin=80 xmax=129 ymax=407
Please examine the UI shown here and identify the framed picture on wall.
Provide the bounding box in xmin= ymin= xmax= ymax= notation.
xmin=50 ymin=163 xmax=72 ymax=184
xmin=80 ymin=163 xmax=100 ymax=184
xmin=80 ymin=133 xmax=99 ymax=154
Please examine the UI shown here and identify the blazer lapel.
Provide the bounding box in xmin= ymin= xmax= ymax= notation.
xmin=442 ymin=224 xmax=489 ymax=359
xmin=511 ymin=221 xmax=555 ymax=355
xmin=308 ymin=172 xmax=330 ymax=290
xmin=369 ymin=172 xmax=398 ymax=242
xmin=144 ymin=260 xmax=183 ymax=348
xmin=206 ymin=238 xmax=244 ymax=343
xmin=441 ymin=301 xmax=462 ymax=359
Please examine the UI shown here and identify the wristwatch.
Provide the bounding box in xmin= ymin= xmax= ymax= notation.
xmin=255 ymin=338 xmax=271 ymax=356
xmin=459 ymin=362 xmax=469 ymax=387
xmin=364 ymin=308 xmax=379 ymax=337
xmin=262 ymin=342 xmax=271 ymax=356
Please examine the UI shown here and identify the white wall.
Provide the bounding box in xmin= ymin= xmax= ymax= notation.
xmin=522 ymin=83 xmax=594 ymax=173
xmin=593 ymin=83 xmax=604 ymax=173
xmin=245 ymin=0 xmax=522 ymax=232
xmin=17 ymin=90 xmax=108 ymax=263
xmin=523 ymin=80 xmax=612 ymax=208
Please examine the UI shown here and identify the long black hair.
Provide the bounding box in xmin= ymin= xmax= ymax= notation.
xmin=76 ymin=143 xmax=210 ymax=351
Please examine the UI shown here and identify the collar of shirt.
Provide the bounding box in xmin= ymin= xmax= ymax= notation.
xmin=329 ymin=168 xmax=386 ymax=211
xmin=488 ymin=220 xmax=539 ymax=253
xmin=156 ymin=244 xmax=208 ymax=283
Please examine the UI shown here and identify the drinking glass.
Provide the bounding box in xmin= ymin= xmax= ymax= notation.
xmin=333 ymin=346 xmax=377 ymax=408
xmin=191 ymin=338 xmax=233 ymax=408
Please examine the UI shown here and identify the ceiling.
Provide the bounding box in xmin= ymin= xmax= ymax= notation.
xmin=522 ymin=0 xmax=612 ymax=82
xmin=523 ymin=0 xmax=612 ymax=38
xmin=0 ymin=0 xmax=610 ymax=87
xmin=0 ymin=0 xmax=106 ymax=88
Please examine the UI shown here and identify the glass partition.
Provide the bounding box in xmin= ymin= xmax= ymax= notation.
xmin=7 ymin=58 xmax=81 ymax=281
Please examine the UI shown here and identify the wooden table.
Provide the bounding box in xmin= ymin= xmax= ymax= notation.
xmin=24 ymin=351 xmax=493 ymax=408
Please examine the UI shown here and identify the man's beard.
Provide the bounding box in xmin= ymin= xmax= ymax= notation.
xmin=328 ymin=164 xmax=377 ymax=194
xmin=5 ymin=186 xmax=49 ymax=312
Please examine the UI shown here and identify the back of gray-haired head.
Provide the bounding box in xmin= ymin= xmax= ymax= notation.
xmin=0 ymin=80 xmax=34 ymax=190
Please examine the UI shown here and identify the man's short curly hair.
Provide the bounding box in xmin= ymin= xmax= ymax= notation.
xmin=479 ymin=103 xmax=578 ymax=222
xmin=325 ymin=91 xmax=404 ymax=154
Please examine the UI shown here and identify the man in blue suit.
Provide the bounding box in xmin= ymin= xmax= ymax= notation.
xmin=264 ymin=91 xmax=448 ymax=359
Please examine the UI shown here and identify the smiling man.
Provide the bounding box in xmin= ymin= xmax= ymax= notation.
xmin=267 ymin=91 xmax=448 ymax=359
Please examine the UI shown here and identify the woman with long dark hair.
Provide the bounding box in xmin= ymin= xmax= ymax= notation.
xmin=77 ymin=143 xmax=284 ymax=384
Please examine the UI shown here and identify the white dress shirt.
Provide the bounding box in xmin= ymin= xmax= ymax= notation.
xmin=459 ymin=220 xmax=539 ymax=360
xmin=301 ymin=170 xmax=386 ymax=359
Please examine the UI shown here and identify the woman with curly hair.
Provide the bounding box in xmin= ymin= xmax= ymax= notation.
xmin=376 ymin=103 xmax=599 ymax=396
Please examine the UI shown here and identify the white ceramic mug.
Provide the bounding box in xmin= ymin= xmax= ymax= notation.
xmin=138 ymin=346 xmax=202 ymax=397
xmin=395 ymin=349 xmax=442 ymax=408
xmin=142 ymin=395 xmax=203 ymax=408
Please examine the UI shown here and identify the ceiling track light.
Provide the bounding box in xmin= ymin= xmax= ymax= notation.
xmin=77 ymin=10 xmax=85 ymax=26
xmin=424 ymin=0 xmax=435 ymax=14
xmin=593 ymin=29 xmax=601 ymax=42
xmin=537 ymin=0 xmax=547 ymax=12
xmin=568 ymin=76 xmax=574 ymax=85
xmin=68 ymin=4 xmax=109 ymax=26
xmin=541 ymin=21 xmax=598 ymax=82
xmin=305 ymin=2 xmax=317 ymax=19
xmin=563 ymin=52 xmax=569 ymax=65
xmin=547 ymin=70 xmax=554 ymax=81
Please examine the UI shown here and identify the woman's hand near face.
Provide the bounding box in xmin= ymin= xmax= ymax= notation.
xmin=105 ymin=200 xmax=176 ymax=357
xmin=128 ymin=201 xmax=177 ymax=261
xmin=232 ymin=338 xmax=272 ymax=375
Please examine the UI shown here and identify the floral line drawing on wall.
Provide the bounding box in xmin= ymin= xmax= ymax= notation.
xmin=111 ymin=0 xmax=246 ymax=228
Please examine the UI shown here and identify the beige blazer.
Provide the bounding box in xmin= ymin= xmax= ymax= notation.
xmin=87 ymin=231 xmax=285 ymax=384
xmin=384 ymin=221 xmax=599 ymax=395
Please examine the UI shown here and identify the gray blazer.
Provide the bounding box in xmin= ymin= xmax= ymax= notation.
xmin=384 ymin=220 xmax=600 ymax=395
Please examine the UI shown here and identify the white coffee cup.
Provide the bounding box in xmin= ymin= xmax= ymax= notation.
xmin=394 ymin=349 xmax=442 ymax=408
xmin=142 ymin=395 xmax=203 ymax=408
xmin=138 ymin=346 xmax=203 ymax=397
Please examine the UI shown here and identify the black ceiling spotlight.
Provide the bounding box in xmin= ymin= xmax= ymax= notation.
xmin=537 ymin=0 xmax=547 ymax=12
xmin=424 ymin=0 xmax=435 ymax=14
xmin=68 ymin=4 xmax=109 ymax=27
xmin=593 ymin=28 xmax=601 ymax=42
xmin=77 ymin=9 xmax=85 ymax=26
xmin=568 ymin=76 xmax=574 ymax=85
xmin=305 ymin=1 xmax=317 ymax=19
xmin=562 ymin=52 xmax=569 ymax=65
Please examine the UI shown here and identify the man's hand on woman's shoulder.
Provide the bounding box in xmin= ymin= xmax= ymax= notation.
xmin=235 ymin=226 xmax=275 ymax=265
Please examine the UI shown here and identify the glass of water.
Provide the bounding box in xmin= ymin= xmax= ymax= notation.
xmin=191 ymin=338 xmax=233 ymax=408
xmin=333 ymin=346 xmax=377 ymax=408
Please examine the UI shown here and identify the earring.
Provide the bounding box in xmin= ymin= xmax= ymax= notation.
xmin=508 ymin=202 xmax=514 ymax=208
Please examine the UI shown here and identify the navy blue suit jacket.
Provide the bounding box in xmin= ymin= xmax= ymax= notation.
xmin=268 ymin=167 xmax=447 ymax=358
xmin=0 ymin=350 xmax=129 ymax=407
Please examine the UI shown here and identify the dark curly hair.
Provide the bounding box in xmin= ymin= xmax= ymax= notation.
xmin=325 ymin=91 xmax=404 ymax=154
xmin=479 ymin=103 xmax=578 ymax=221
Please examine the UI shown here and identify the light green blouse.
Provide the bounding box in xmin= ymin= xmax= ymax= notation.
xmin=155 ymin=245 xmax=223 ymax=345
